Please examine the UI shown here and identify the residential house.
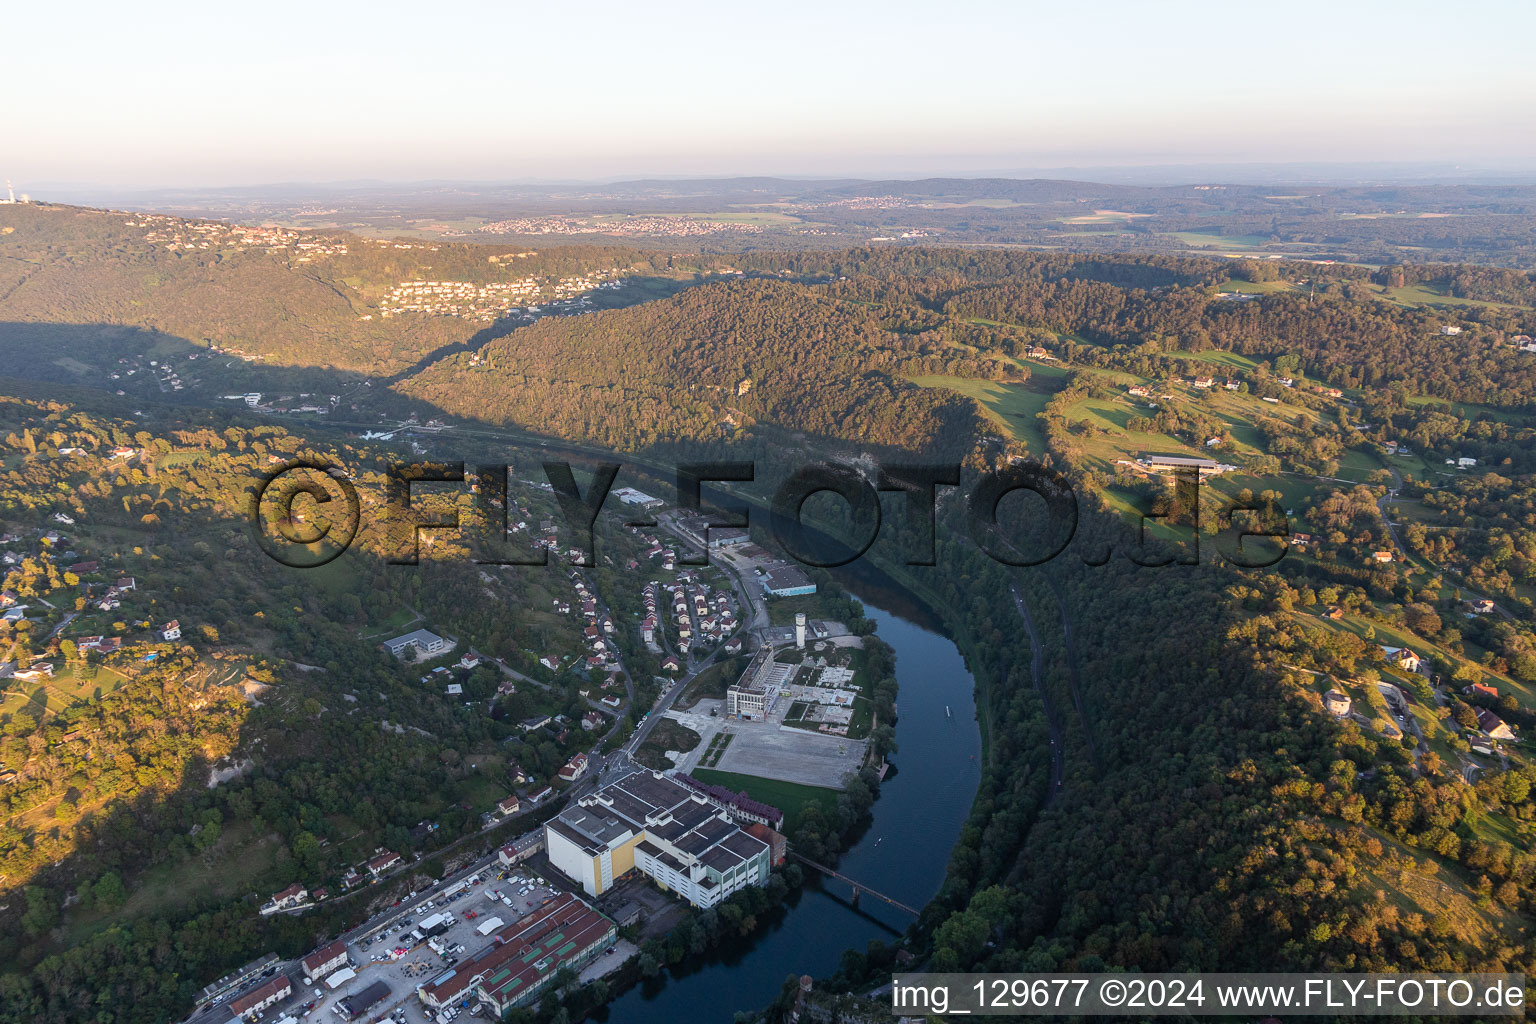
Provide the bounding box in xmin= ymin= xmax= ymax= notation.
xmin=268 ymin=882 xmax=308 ymax=909
xmin=228 ymin=976 xmax=291 ymax=1019
xmin=557 ymin=753 xmax=589 ymax=782
xmin=1476 ymin=708 xmax=1516 ymax=740
xmin=367 ymin=850 xmax=402 ymax=876
xmin=1381 ymin=646 xmax=1423 ymax=674
xmin=301 ymin=939 xmax=350 ymax=982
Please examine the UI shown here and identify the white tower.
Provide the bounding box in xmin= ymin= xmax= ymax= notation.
xmin=795 ymin=612 xmax=807 ymax=650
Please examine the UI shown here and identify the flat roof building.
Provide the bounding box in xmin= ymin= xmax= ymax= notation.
xmin=726 ymin=646 xmax=793 ymax=720
xmin=545 ymin=771 xmax=770 ymax=908
xmin=416 ymin=891 xmax=613 ymax=1015
xmin=1137 ymin=453 xmax=1228 ymax=477
xmin=613 ymin=487 xmax=665 ymax=510
xmin=762 ymin=566 xmax=816 ymax=597
xmin=383 ymin=629 xmax=445 ymax=657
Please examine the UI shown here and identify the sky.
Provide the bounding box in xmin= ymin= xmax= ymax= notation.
xmin=9 ymin=0 xmax=1536 ymax=190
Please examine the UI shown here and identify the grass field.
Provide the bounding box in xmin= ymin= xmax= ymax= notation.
xmin=1373 ymin=283 xmax=1527 ymax=311
xmin=1168 ymin=231 xmax=1274 ymax=249
xmin=908 ymin=374 xmax=1051 ymax=452
xmin=1166 ymin=349 xmax=1262 ymax=372
xmin=691 ymin=767 xmax=838 ymax=831
xmin=1213 ymin=278 xmax=1299 ymax=295
xmin=1403 ymin=394 xmax=1527 ymax=426
xmin=1360 ymin=834 xmax=1519 ymax=946
xmin=0 ymin=662 xmax=132 ymax=719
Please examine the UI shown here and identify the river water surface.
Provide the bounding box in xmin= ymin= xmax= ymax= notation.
xmin=599 ymin=588 xmax=982 ymax=1023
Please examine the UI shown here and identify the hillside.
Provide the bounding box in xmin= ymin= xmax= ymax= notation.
xmin=396 ymin=278 xmax=1000 ymax=454
xmin=0 ymin=204 xmax=686 ymax=377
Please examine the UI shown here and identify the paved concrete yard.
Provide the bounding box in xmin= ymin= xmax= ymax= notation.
xmin=663 ymin=700 xmax=727 ymax=773
xmin=713 ymin=720 xmax=867 ymax=788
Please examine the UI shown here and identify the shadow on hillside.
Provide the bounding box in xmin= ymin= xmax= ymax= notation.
xmin=0 ymin=308 xmax=975 ymax=1018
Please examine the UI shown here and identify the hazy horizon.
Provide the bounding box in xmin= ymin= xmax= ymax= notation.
xmin=10 ymin=0 xmax=1536 ymax=192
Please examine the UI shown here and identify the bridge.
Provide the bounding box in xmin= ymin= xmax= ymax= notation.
xmin=788 ymin=850 xmax=921 ymax=916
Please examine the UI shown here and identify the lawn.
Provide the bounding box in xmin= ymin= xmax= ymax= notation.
xmin=1403 ymin=394 xmax=1528 ymax=426
xmin=0 ymin=662 xmax=132 ymax=720
xmin=764 ymin=590 xmax=859 ymax=628
xmin=1373 ymin=283 xmax=1528 ymax=311
xmin=1167 ymin=349 xmax=1263 ymax=373
xmin=691 ymin=768 xmax=838 ymax=831
xmin=907 ymin=374 xmax=1052 ymax=453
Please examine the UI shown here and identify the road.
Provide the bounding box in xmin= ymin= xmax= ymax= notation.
xmin=47 ymin=611 xmax=79 ymax=641
xmin=607 ymin=511 xmax=767 ymax=763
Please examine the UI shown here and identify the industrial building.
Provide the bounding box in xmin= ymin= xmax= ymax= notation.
xmin=762 ymin=566 xmax=816 ymax=597
xmin=1136 ymin=453 xmax=1229 ymax=477
xmin=672 ymin=514 xmax=749 ymax=551
xmin=497 ymin=830 xmax=544 ymax=867
xmin=613 ymin=487 xmax=665 ymax=511
xmin=416 ymin=891 xmax=614 ymax=1015
xmin=544 ymin=771 xmax=770 ymax=908
xmin=726 ymin=646 xmax=794 ymax=720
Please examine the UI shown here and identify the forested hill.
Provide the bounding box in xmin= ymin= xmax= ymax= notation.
xmin=396 ymin=278 xmax=1002 ymax=454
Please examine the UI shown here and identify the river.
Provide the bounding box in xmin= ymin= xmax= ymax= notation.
xmin=597 ymin=586 xmax=982 ymax=1023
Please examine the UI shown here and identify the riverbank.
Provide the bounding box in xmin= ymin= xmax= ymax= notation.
xmin=592 ymin=588 xmax=981 ymax=1024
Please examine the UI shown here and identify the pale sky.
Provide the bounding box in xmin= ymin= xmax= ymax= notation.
xmin=10 ymin=0 xmax=1536 ymax=188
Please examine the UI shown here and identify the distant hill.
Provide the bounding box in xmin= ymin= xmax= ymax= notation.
xmin=0 ymin=204 xmax=679 ymax=376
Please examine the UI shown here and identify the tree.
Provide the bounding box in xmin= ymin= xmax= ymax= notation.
xmin=92 ymin=872 xmax=126 ymax=909
xmin=21 ymin=885 xmax=57 ymax=936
